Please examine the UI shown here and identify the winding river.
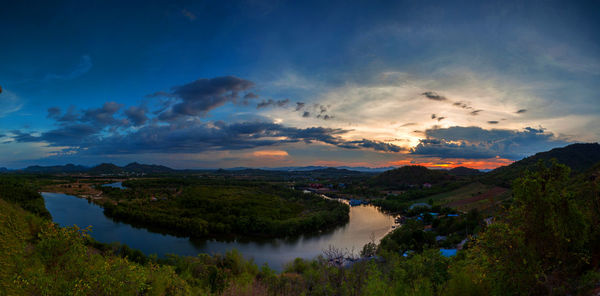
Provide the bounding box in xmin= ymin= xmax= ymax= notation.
xmin=42 ymin=190 xmax=394 ymax=270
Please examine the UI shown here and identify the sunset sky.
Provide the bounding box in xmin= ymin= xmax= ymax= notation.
xmin=1 ymin=0 xmax=599 ymax=169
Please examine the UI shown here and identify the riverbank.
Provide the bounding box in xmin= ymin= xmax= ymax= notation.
xmin=42 ymin=191 xmax=394 ymax=271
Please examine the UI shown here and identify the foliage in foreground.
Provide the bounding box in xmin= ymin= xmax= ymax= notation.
xmin=1 ymin=159 xmax=600 ymax=295
xmin=0 ymin=198 xmax=190 ymax=295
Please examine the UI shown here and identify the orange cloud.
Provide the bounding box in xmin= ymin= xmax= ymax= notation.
xmin=386 ymin=157 xmax=513 ymax=170
xmin=252 ymin=150 xmax=289 ymax=158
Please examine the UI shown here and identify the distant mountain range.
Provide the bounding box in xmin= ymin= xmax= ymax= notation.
xmin=4 ymin=143 xmax=598 ymax=177
xmin=10 ymin=163 xmax=395 ymax=175
xmin=18 ymin=162 xmax=173 ymax=175
xmin=237 ymin=166 xmax=398 ymax=173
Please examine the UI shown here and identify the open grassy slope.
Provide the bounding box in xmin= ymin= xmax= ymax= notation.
xmin=411 ymin=182 xmax=511 ymax=214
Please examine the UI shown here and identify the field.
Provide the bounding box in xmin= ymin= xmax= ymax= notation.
xmin=413 ymin=182 xmax=511 ymax=213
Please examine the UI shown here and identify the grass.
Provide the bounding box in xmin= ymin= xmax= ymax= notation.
xmin=412 ymin=182 xmax=512 ymax=214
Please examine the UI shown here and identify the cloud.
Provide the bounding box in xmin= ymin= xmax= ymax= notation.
xmin=181 ymin=9 xmax=196 ymax=21
xmin=81 ymin=102 xmax=123 ymax=126
xmin=488 ymin=121 xmax=499 ymax=124
xmin=44 ymin=55 xmax=92 ymax=81
xmin=124 ymin=105 xmax=148 ymax=126
xmin=341 ymin=139 xmax=406 ymax=152
xmin=411 ymin=126 xmax=569 ymax=160
xmin=11 ymin=112 xmax=406 ymax=155
xmin=0 ymin=89 xmax=23 ymax=117
xmin=253 ymin=150 xmax=289 ymax=158
xmin=11 ymin=123 xmax=100 ymax=147
xmin=151 ymin=76 xmax=256 ymax=120
xmin=256 ymin=98 xmax=290 ymax=109
xmin=302 ymin=111 xmax=310 ymax=117
xmin=516 ymin=109 xmax=527 ymax=114
xmin=470 ymin=109 xmax=483 ymax=115
xmin=47 ymin=106 xmax=79 ymax=122
xmin=316 ymin=104 xmax=328 ymax=114
xmin=452 ymin=101 xmax=473 ymax=109
xmin=295 ymin=102 xmax=305 ymax=111
xmin=421 ymin=91 xmax=447 ymax=101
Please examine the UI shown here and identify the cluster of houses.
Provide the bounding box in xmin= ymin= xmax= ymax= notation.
xmin=396 ymin=203 xmax=468 ymax=258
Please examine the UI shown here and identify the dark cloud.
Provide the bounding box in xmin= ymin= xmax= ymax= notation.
xmin=244 ymin=92 xmax=259 ymax=99
xmin=256 ymin=99 xmax=290 ymax=109
xmin=10 ymin=130 xmax=41 ymax=143
xmin=401 ymin=123 xmax=417 ymax=127
xmin=421 ymin=91 xmax=447 ymax=101
xmin=12 ymin=114 xmax=405 ymax=155
xmin=124 ymin=106 xmax=148 ymax=126
xmin=12 ymin=124 xmax=100 ymax=147
xmin=316 ymin=114 xmax=333 ymax=120
xmin=488 ymin=121 xmax=499 ymax=124
xmin=295 ymin=102 xmax=305 ymax=111
xmin=47 ymin=107 xmax=61 ymax=119
xmin=341 ymin=139 xmax=406 ymax=152
xmin=452 ymin=101 xmax=472 ymax=109
xmin=470 ymin=109 xmax=483 ymax=115
xmin=81 ymin=102 xmax=123 ymax=126
xmin=516 ymin=109 xmax=527 ymax=114
xmin=87 ymin=122 xmax=403 ymax=154
xmin=302 ymin=111 xmax=311 ymax=118
xmin=411 ymin=126 xmax=569 ymax=160
xmin=317 ymin=104 xmax=328 ymax=113
xmin=151 ymin=76 xmax=256 ymax=120
xmin=432 ymin=114 xmax=445 ymax=121
xmin=47 ymin=106 xmax=79 ymax=122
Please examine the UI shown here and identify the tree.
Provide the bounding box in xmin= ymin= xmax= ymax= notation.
xmin=476 ymin=160 xmax=590 ymax=294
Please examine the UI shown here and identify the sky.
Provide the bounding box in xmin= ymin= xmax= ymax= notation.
xmin=0 ymin=0 xmax=599 ymax=169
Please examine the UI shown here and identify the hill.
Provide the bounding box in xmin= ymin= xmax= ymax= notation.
xmin=374 ymin=165 xmax=453 ymax=188
xmin=123 ymin=162 xmax=173 ymax=174
xmin=88 ymin=163 xmax=125 ymax=175
xmin=485 ymin=143 xmax=600 ymax=186
xmin=23 ymin=164 xmax=87 ymax=174
xmin=448 ymin=166 xmax=481 ymax=176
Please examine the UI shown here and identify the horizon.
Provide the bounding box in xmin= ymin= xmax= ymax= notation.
xmin=5 ymin=141 xmax=598 ymax=171
xmin=1 ymin=1 xmax=599 ymax=170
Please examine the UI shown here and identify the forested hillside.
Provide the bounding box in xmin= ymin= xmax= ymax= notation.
xmin=484 ymin=143 xmax=600 ymax=186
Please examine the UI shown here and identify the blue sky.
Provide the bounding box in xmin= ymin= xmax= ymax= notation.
xmin=1 ymin=0 xmax=598 ymax=169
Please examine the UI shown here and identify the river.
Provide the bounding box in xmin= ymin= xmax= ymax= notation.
xmin=42 ymin=191 xmax=395 ymax=271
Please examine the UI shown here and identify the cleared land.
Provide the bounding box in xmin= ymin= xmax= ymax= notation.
xmin=413 ymin=182 xmax=511 ymax=213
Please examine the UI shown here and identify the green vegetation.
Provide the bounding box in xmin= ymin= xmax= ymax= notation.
xmin=410 ymin=182 xmax=511 ymax=214
xmin=374 ymin=165 xmax=454 ymax=188
xmin=372 ymin=181 xmax=468 ymax=212
xmin=101 ymin=179 xmax=349 ymax=238
xmin=0 ymin=177 xmax=51 ymax=218
xmin=0 ymin=198 xmax=190 ymax=295
xmin=2 ymin=144 xmax=600 ymax=295
xmin=483 ymin=142 xmax=600 ymax=186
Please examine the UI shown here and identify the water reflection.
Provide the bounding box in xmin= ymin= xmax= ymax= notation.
xmin=43 ymin=192 xmax=394 ymax=271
